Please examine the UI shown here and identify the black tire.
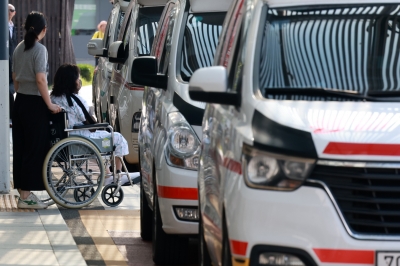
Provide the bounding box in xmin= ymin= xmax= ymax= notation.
xmin=115 ymin=114 xmax=120 ymax=132
xmin=101 ymin=184 xmax=124 ymax=207
xmin=222 ymin=214 xmax=232 ymax=266
xmin=199 ymin=211 xmax=212 ymax=266
xmin=152 ymin=187 xmax=189 ymax=265
xmin=140 ymin=177 xmax=153 ymax=240
xmin=125 ymin=158 xmax=140 ymax=172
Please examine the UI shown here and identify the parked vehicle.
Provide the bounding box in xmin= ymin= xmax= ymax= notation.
xmin=87 ymin=0 xmax=129 ymax=123
xmin=130 ymin=0 xmax=232 ymax=264
xmin=107 ymin=0 xmax=166 ymax=166
xmin=189 ymin=0 xmax=400 ymax=265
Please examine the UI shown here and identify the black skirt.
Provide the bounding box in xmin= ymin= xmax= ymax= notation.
xmin=13 ymin=93 xmax=50 ymax=191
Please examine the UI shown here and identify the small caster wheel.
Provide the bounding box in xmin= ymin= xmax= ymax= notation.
xmin=74 ymin=187 xmax=95 ymax=202
xmin=101 ymin=184 xmax=124 ymax=207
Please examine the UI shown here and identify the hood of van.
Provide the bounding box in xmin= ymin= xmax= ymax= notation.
xmin=254 ymin=100 xmax=400 ymax=161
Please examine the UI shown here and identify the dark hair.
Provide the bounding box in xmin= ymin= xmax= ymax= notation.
xmin=51 ymin=64 xmax=80 ymax=97
xmin=24 ymin=11 xmax=47 ymax=51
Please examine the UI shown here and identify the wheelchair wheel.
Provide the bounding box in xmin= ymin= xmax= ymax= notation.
xmin=74 ymin=187 xmax=95 ymax=202
xmin=101 ymin=184 xmax=124 ymax=207
xmin=43 ymin=137 xmax=105 ymax=209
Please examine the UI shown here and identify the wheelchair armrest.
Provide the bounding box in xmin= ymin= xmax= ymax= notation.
xmin=72 ymin=123 xmax=109 ymax=130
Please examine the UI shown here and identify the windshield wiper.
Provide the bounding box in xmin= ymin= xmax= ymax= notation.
xmin=367 ymin=90 xmax=400 ymax=97
xmin=264 ymin=88 xmax=383 ymax=101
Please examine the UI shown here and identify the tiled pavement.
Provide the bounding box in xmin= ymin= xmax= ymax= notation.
xmin=4 ymin=130 xmax=145 ymax=266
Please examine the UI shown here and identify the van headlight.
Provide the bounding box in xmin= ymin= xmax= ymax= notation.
xmin=165 ymin=113 xmax=200 ymax=170
xmin=242 ymin=144 xmax=315 ymax=191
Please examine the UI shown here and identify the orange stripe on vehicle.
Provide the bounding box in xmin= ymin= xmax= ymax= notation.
xmin=313 ymin=248 xmax=374 ymax=264
xmin=124 ymin=84 xmax=144 ymax=91
xmin=230 ymin=240 xmax=248 ymax=256
xmin=157 ymin=185 xmax=198 ymax=200
xmin=223 ymin=157 xmax=242 ymax=174
xmin=323 ymin=142 xmax=400 ymax=156
xmin=129 ymin=87 xmax=144 ymax=91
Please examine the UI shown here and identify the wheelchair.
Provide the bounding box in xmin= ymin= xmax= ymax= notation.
xmin=38 ymin=111 xmax=135 ymax=209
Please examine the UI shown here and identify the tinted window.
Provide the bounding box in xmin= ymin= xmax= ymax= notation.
xmin=137 ymin=6 xmax=164 ymax=56
xmin=180 ymin=13 xmax=226 ymax=82
xmin=259 ymin=4 xmax=400 ymax=98
xmin=115 ymin=12 xmax=126 ymax=42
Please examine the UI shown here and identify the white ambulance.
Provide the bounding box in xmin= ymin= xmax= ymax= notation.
xmin=189 ymin=0 xmax=400 ymax=265
xmin=130 ymin=0 xmax=232 ymax=264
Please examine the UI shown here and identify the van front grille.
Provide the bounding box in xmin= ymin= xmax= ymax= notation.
xmin=308 ymin=164 xmax=400 ymax=236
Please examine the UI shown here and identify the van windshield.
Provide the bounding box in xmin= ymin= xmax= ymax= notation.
xmin=180 ymin=12 xmax=226 ymax=82
xmin=259 ymin=4 xmax=400 ymax=99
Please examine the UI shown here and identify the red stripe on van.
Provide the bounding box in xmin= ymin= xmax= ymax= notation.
xmin=129 ymin=86 xmax=144 ymax=91
xmin=157 ymin=186 xmax=198 ymax=200
xmin=323 ymin=142 xmax=400 ymax=156
xmin=124 ymin=84 xmax=144 ymax=91
xmin=230 ymin=240 xmax=248 ymax=256
xmin=313 ymin=248 xmax=374 ymax=264
xmin=223 ymin=157 xmax=242 ymax=174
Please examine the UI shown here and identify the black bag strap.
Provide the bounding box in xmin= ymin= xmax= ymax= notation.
xmin=66 ymin=94 xmax=96 ymax=125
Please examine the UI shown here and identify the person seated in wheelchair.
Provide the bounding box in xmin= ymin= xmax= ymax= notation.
xmin=50 ymin=64 xmax=131 ymax=185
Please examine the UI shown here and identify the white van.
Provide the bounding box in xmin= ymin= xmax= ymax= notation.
xmin=189 ymin=0 xmax=400 ymax=265
xmin=106 ymin=0 xmax=166 ymax=166
xmin=87 ymin=0 xmax=130 ymax=122
xmin=130 ymin=0 xmax=232 ymax=264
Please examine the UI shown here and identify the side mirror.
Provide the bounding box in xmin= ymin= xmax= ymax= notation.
xmin=189 ymin=66 xmax=239 ymax=106
xmin=131 ymin=56 xmax=168 ymax=90
xmin=108 ymin=41 xmax=127 ymax=63
xmin=87 ymin=38 xmax=107 ymax=57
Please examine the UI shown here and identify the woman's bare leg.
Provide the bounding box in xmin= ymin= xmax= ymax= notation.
xmin=20 ymin=190 xmax=30 ymax=199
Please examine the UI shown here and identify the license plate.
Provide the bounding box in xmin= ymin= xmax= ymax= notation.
xmin=376 ymin=251 xmax=400 ymax=266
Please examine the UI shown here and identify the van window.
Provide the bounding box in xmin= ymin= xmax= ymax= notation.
xmin=137 ymin=6 xmax=164 ymax=56
xmin=259 ymin=4 xmax=400 ymax=99
xmin=115 ymin=11 xmax=126 ymax=42
xmin=159 ymin=5 xmax=179 ymax=74
xmin=152 ymin=3 xmax=176 ymax=73
xmin=104 ymin=8 xmax=117 ymax=49
xmin=180 ymin=13 xmax=226 ymax=82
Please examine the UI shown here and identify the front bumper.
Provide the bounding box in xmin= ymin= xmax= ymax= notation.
xmin=225 ymin=179 xmax=400 ymax=266
xmin=155 ymin=161 xmax=199 ymax=235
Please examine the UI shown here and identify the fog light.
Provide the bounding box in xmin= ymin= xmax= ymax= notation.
xmin=259 ymin=252 xmax=304 ymax=266
xmin=174 ymin=207 xmax=199 ymax=221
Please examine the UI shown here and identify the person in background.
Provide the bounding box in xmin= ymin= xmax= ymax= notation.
xmin=8 ymin=4 xmax=17 ymax=128
xmin=12 ymin=11 xmax=61 ymax=209
xmin=92 ymin=21 xmax=107 ymax=66
xmin=92 ymin=20 xmax=107 ymax=39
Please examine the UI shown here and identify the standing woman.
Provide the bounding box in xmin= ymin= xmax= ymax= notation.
xmin=12 ymin=12 xmax=61 ymax=209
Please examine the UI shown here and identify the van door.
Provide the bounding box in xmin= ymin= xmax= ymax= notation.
xmin=99 ymin=3 xmax=122 ymax=122
xmin=109 ymin=1 xmax=136 ymax=129
xmin=140 ymin=1 xmax=178 ymax=206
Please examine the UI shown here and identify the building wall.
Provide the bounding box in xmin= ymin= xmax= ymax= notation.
xmin=72 ymin=0 xmax=113 ymax=65
xmin=8 ymin=0 xmax=76 ymax=84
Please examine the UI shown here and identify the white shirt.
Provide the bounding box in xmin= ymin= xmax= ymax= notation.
xmin=51 ymin=94 xmax=91 ymax=137
xmin=9 ymin=21 xmax=13 ymax=38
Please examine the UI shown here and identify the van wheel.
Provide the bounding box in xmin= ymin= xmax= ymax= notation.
xmin=222 ymin=214 xmax=232 ymax=266
xmin=115 ymin=114 xmax=120 ymax=132
xmin=199 ymin=211 xmax=212 ymax=266
xmin=140 ymin=177 xmax=152 ymax=241
xmin=152 ymin=184 xmax=188 ymax=265
xmin=140 ymin=150 xmax=152 ymax=241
